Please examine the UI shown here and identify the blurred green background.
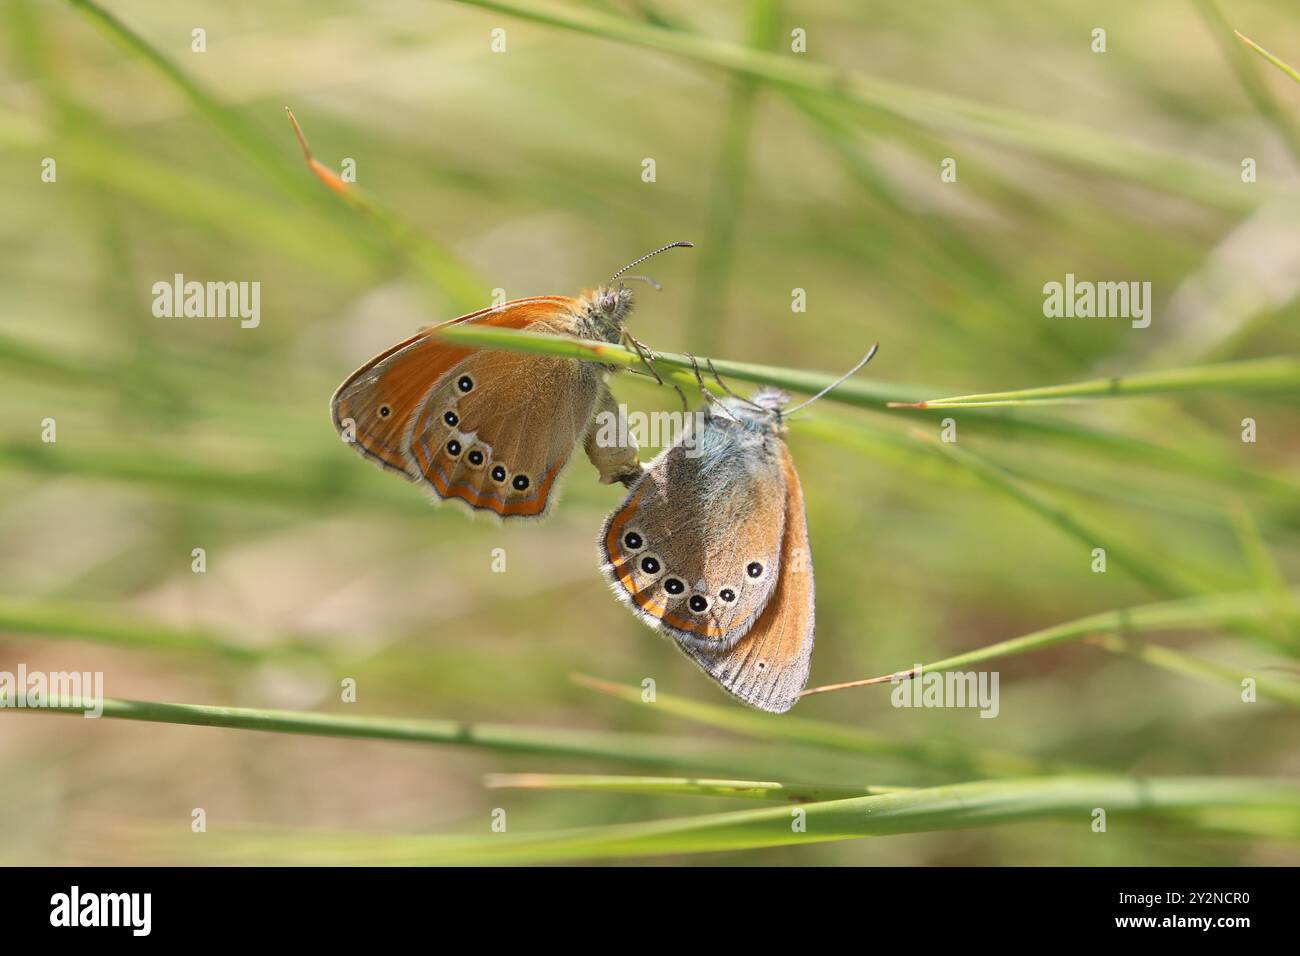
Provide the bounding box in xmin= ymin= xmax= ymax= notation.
xmin=1 ymin=0 xmax=1298 ymax=865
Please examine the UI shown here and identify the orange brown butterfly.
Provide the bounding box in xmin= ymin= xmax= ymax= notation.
xmin=330 ymin=242 xmax=692 ymax=520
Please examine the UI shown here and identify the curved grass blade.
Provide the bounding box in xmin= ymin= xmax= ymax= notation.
xmin=909 ymin=429 xmax=1203 ymax=595
xmin=802 ymin=589 xmax=1300 ymax=701
xmin=1193 ymin=3 xmax=1300 ymax=162
xmin=1236 ymin=30 xmax=1300 ymax=86
xmin=444 ymin=0 xmax=1292 ymax=210
xmin=283 ymin=107 xmax=485 ymax=308
xmin=63 ymin=0 xmax=483 ymax=308
xmin=891 ymin=356 xmax=1300 ymax=410
xmin=483 ymin=773 xmax=901 ymax=802
xmin=571 ymin=674 xmax=1087 ymax=778
xmin=1089 ymin=634 xmax=1300 ymax=706
xmin=145 ymin=775 xmax=1300 ymax=863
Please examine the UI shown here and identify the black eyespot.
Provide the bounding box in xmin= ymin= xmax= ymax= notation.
xmin=443 ymin=410 xmax=458 ymax=427
xmin=757 ymin=661 xmax=767 ymax=670
xmin=688 ymin=595 xmax=708 ymax=613
xmin=623 ymin=531 xmax=643 ymax=551
xmin=379 ymin=405 xmax=391 ymax=418
xmin=639 ymin=556 xmax=660 ymax=575
xmin=467 ymin=450 xmax=484 ymax=466
xmin=491 ymin=465 xmax=507 ymax=482
xmin=719 ymin=588 xmax=736 ymax=603
xmin=512 ymin=474 xmax=530 ymax=491
xmin=446 ymin=439 xmax=461 ymax=456
xmin=664 ymin=577 xmax=685 ymax=595
xmin=747 ymin=562 xmax=763 ymax=578
xmin=457 ymin=375 xmax=474 ymax=393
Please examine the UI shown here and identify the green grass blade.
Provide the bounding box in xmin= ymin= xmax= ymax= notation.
xmin=1236 ymin=30 xmax=1300 ymax=86
xmin=444 ymin=0 xmax=1291 ymax=210
xmin=483 ymin=773 xmax=901 ymax=802
xmin=3 ymin=696 xmax=807 ymax=775
xmin=62 ymin=0 xmax=483 ymax=308
xmin=0 ymin=441 xmax=421 ymax=514
xmin=911 ymin=431 xmax=1201 ymax=595
xmin=571 ymin=675 xmax=1086 ymax=778
xmin=892 ymin=356 xmax=1300 ymax=409
xmin=0 ymin=597 xmax=316 ymax=664
xmin=1228 ymin=502 xmax=1300 ymax=650
xmin=430 ymin=327 xmax=1300 ymax=501
xmin=1194 ymin=3 xmax=1300 ymax=161
xmin=64 ymin=0 xmax=305 ymax=198
xmin=152 ymin=775 xmax=1300 ymax=863
xmin=1090 ymin=634 xmax=1300 ymax=706
xmin=437 ymin=324 xmax=903 ymax=406
xmin=686 ymin=0 xmax=782 ymax=355
xmin=283 ymin=108 xmax=486 ymax=309
xmin=804 ymin=590 xmax=1300 ymax=701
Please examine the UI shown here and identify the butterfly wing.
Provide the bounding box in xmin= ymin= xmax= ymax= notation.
xmin=600 ymin=426 xmax=813 ymax=713
xmin=332 ymin=296 xmax=606 ymax=519
xmin=600 ymin=417 xmax=787 ymax=646
xmin=405 ymin=342 xmax=607 ymax=519
xmin=681 ymin=444 xmax=814 ymax=713
xmin=331 ymin=296 xmax=574 ymax=475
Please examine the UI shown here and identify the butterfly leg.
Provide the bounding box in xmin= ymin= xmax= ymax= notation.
xmin=621 ymin=329 xmax=664 ymax=387
xmin=687 ymin=353 xmax=741 ymax=422
xmin=684 ymin=352 xmax=715 ymax=403
xmin=707 ymin=358 xmax=759 ymax=409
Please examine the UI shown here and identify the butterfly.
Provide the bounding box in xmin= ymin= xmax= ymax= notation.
xmin=598 ymin=349 xmax=878 ymax=713
xmin=330 ymin=242 xmax=692 ymax=520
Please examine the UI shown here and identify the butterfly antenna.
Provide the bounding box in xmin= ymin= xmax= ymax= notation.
xmin=621 ymin=275 xmax=663 ymax=291
xmin=786 ymin=344 xmax=880 ymax=416
xmin=609 ymin=241 xmax=694 ymax=283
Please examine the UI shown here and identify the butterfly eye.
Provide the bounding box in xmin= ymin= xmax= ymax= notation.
xmin=622 ymin=531 xmax=644 ymax=551
xmin=491 ymin=465 xmax=507 ymax=482
xmin=511 ymin=474 xmax=530 ymax=491
xmin=457 ymin=375 xmax=474 ymax=393
xmin=379 ymin=405 xmax=392 ymax=418
xmin=746 ymin=561 xmax=764 ymax=579
xmin=663 ymin=577 xmax=685 ymax=596
xmin=443 ymin=410 xmax=459 ymax=427
xmin=688 ymin=594 xmax=709 ymax=613
xmin=638 ymin=555 xmax=661 ymax=576
xmin=467 ymin=449 xmax=484 ymax=466
xmin=718 ymin=588 xmax=736 ymax=603
xmin=446 ymin=439 xmax=462 ymax=456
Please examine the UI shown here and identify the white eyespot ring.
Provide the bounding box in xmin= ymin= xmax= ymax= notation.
xmin=686 ymin=593 xmax=710 ymax=614
xmin=621 ymin=529 xmax=646 ymax=552
xmin=635 ymin=553 xmax=664 ymax=580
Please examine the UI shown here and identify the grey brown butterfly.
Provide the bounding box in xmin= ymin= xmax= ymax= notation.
xmin=599 ymin=348 xmax=879 ymax=713
xmin=330 ymin=242 xmax=692 ymax=519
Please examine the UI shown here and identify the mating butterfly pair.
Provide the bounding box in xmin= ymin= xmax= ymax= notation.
xmin=332 ymin=244 xmax=872 ymax=713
